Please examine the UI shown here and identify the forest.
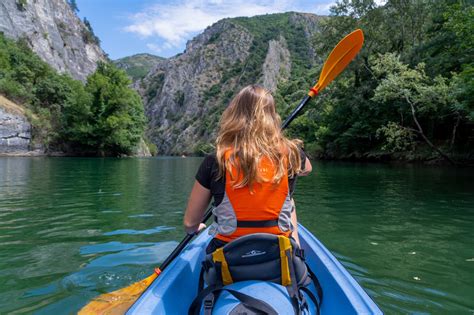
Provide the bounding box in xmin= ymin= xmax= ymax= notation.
xmin=277 ymin=0 xmax=473 ymax=164
xmin=0 ymin=34 xmax=145 ymax=156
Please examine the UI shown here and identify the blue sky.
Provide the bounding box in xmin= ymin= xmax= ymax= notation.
xmin=76 ymin=0 xmax=336 ymax=60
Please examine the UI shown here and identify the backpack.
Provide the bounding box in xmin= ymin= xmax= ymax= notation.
xmin=189 ymin=233 xmax=323 ymax=315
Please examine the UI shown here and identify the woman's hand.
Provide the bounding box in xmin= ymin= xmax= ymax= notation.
xmin=183 ymin=181 xmax=211 ymax=235
xmin=298 ymin=157 xmax=312 ymax=176
xmin=186 ymin=223 xmax=207 ymax=236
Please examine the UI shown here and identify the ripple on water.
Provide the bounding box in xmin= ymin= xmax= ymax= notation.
xmin=103 ymin=226 xmax=175 ymax=236
xmin=84 ymin=241 xmax=178 ymax=267
xmin=80 ymin=241 xmax=155 ymax=255
xmin=128 ymin=214 xmax=155 ymax=218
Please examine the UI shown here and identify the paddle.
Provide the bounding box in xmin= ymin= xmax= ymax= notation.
xmin=79 ymin=28 xmax=364 ymax=315
xmin=282 ymin=28 xmax=364 ymax=128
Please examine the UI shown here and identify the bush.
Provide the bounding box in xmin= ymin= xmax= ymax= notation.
xmin=193 ymin=142 xmax=215 ymax=156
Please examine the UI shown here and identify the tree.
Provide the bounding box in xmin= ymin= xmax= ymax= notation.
xmin=67 ymin=0 xmax=79 ymax=13
xmin=82 ymin=18 xmax=100 ymax=45
xmin=63 ymin=62 xmax=146 ymax=156
xmin=86 ymin=62 xmax=146 ymax=155
xmin=372 ymin=53 xmax=456 ymax=164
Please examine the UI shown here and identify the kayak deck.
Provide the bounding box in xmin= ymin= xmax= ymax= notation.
xmin=127 ymin=224 xmax=382 ymax=314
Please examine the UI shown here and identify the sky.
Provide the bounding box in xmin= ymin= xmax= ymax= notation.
xmin=76 ymin=0 xmax=337 ymax=60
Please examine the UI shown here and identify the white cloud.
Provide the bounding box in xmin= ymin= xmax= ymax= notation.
xmin=125 ymin=0 xmax=333 ymax=51
xmin=146 ymin=43 xmax=163 ymax=53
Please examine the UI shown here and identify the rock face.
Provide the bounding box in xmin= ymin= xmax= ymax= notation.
xmin=137 ymin=19 xmax=254 ymax=154
xmin=260 ymin=36 xmax=292 ymax=92
xmin=0 ymin=0 xmax=106 ymax=81
xmin=133 ymin=138 xmax=152 ymax=157
xmin=138 ymin=12 xmax=322 ymax=155
xmin=0 ymin=96 xmax=31 ymax=154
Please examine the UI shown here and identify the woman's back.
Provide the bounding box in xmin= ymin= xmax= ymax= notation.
xmin=183 ymin=85 xmax=312 ymax=246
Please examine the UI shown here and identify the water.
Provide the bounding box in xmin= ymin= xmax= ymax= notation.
xmin=0 ymin=157 xmax=473 ymax=314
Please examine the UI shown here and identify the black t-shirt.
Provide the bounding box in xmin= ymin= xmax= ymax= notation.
xmin=195 ymin=150 xmax=307 ymax=206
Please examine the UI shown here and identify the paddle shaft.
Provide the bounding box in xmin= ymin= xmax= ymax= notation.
xmin=160 ymin=208 xmax=213 ymax=271
xmin=281 ymin=95 xmax=312 ymax=129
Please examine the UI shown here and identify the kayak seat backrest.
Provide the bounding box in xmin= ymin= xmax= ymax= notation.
xmin=203 ymin=233 xmax=310 ymax=288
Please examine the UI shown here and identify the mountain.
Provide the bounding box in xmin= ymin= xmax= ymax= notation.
xmin=114 ymin=53 xmax=165 ymax=82
xmin=137 ymin=12 xmax=322 ymax=155
xmin=0 ymin=0 xmax=106 ymax=81
xmin=0 ymin=1 xmax=148 ymax=157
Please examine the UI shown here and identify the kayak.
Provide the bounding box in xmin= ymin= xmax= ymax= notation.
xmin=127 ymin=224 xmax=383 ymax=314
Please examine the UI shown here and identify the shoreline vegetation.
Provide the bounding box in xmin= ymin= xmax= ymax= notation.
xmin=1 ymin=150 xmax=471 ymax=168
xmin=0 ymin=33 xmax=147 ymax=157
xmin=272 ymin=2 xmax=473 ymax=167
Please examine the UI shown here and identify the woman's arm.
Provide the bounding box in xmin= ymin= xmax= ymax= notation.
xmin=290 ymin=199 xmax=300 ymax=246
xmin=298 ymin=157 xmax=312 ymax=176
xmin=183 ymin=180 xmax=212 ymax=234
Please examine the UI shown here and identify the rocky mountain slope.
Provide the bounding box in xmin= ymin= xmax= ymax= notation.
xmin=0 ymin=0 xmax=106 ymax=81
xmin=137 ymin=12 xmax=322 ymax=155
xmin=0 ymin=95 xmax=31 ymax=154
xmin=114 ymin=53 xmax=165 ymax=82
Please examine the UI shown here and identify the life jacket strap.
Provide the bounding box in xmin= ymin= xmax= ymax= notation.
xmin=237 ymin=219 xmax=279 ymax=228
xmin=189 ymin=286 xmax=279 ymax=315
xmin=212 ymin=248 xmax=233 ymax=285
xmin=214 ymin=217 xmax=279 ymax=228
xmin=278 ymin=235 xmax=293 ymax=286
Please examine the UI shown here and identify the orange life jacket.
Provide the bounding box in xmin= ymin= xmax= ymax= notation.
xmin=210 ymin=150 xmax=293 ymax=242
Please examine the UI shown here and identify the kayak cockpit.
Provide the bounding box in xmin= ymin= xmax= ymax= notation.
xmin=127 ymin=224 xmax=382 ymax=314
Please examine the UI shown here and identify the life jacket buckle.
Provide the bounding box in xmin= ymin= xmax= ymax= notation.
xmin=201 ymin=260 xmax=212 ymax=272
xmin=203 ymin=299 xmax=214 ymax=310
xmin=295 ymin=248 xmax=305 ymax=260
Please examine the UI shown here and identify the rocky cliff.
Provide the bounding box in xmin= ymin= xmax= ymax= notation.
xmin=0 ymin=0 xmax=106 ymax=81
xmin=138 ymin=12 xmax=322 ymax=155
xmin=0 ymin=95 xmax=31 ymax=154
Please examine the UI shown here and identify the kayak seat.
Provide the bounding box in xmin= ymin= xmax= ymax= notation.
xmin=188 ymin=233 xmax=323 ymax=315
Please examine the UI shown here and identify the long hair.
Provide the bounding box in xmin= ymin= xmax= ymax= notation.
xmin=216 ymin=85 xmax=302 ymax=189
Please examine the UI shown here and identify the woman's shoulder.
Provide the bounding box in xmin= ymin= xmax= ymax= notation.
xmin=199 ymin=153 xmax=218 ymax=171
xmin=203 ymin=152 xmax=217 ymax=163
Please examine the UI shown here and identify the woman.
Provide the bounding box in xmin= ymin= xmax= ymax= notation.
xmin=184 ymin=85 xmax=312 ymax=253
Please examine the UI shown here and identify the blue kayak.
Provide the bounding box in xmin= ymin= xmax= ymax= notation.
xmin=127 ymin=224 xmax=382 ymax=314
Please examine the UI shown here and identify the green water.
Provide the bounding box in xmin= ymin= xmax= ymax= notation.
xmin=0 ymin=157 xmax=473 ymax=314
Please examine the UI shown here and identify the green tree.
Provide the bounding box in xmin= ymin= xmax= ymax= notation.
xmin=372 ymin=53 xmax=455 ymax=164
xmin=67 ymin=0 xmax=79 ymax=13
xmin=82 ymin=17 xmax=100 ymax=45
xmin=84 ymin=62 xmax=145 ymax=156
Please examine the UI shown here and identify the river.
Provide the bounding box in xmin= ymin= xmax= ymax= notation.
xmin=0 ymin=157 xmax=473 ymax=314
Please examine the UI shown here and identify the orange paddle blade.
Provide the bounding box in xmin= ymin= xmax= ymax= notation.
xmin=309 ymin=29 xmax=364 ymax=97
xmin=78 ymin=273 xmax=158 ymax=315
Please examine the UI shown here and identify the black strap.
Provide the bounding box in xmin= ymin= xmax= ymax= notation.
xmin=198 ymin=265 xmax=205 ymax=294
xmin=300 ymin=286 xmax=321 ymax=315
xmin=285 ymin=248 xmax=302 ymax=315
xmin=306 ymin=263 xmax=323 ymax=305
xmin=189 ymin=286 xmax=279 ymax=315
xmin=189 ymin=284 xmax=220 ymax=315
xmin=223 ymin=289 xmax=279 ymax=315
xmin=236 ymin=219 xmax=278 ymax=227
xmin=215 ymin=217 xmax=279 ymax=228
xmin=295 ymin=248 xmax=305 ymax=260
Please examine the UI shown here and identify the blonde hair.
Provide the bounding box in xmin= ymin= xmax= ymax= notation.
xmin=216 ymin=85 xmax=302 ymax=189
